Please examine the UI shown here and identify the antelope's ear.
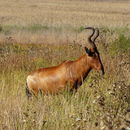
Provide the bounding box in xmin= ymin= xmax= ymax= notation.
xmin=84 ymin=47 xmax=91 ymax=56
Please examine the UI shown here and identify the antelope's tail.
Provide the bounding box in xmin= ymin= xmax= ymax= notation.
xmin=26 ymin=82 xmax=32 ymax=98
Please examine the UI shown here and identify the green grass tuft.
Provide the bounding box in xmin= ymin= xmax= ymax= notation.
xmin=110 ymin=34 xmax=130 ymax=55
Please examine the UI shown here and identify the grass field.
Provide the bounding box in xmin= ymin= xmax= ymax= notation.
xmin=0 ymin=0 xmax=130 ymax=130
xmin=0 ymin=0 xmax=130 ymax=44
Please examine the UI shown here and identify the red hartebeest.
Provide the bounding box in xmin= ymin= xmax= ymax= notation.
xmin=26 ymin=27 xmax=104 ymax=97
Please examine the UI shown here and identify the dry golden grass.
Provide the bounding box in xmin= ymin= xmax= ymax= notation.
xmin=0 ymin=0 xmax=130 ymax=129
xmin=0 ymin=0 xmax=130 ymax=26
xmin=0 ymin=41 xmax=129 ymax=130
xmin=0 ymin=0 xmax=130 ymax=44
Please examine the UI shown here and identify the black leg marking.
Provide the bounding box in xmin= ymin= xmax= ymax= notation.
xmin=26 ymin=82 xmax=32 ymax=99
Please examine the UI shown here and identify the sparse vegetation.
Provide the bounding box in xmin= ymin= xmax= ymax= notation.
xmin=0 ymin=33 xmax=130 ymax=129
xmin=0 ymin=0 xmax=130 ymax=130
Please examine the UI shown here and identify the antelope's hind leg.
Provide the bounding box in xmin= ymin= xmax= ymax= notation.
xmin=26 ymin=85 xmax=39 ymax=99
xmin=70 ymin=81 xmax=79 ymax=94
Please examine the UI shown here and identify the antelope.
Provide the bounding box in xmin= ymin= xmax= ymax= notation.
xmin=26 ymin=27 xmax=104 ymax=97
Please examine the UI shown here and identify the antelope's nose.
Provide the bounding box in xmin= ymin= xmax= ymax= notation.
xmin=97 ymin=65 xmax=105 ymax=75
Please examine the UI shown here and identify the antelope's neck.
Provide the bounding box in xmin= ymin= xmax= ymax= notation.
xmin=75 ymin=54 xmax=92 ymax=76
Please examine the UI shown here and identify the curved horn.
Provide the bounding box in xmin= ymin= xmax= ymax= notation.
xmin=84 ymin=27 xmax=96 ymax=48
xmin=93 ymin=28 xmax=99 ymax=43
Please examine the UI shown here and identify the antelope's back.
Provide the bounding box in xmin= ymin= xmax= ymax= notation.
xmin=26 ymin=61 xmax=70 ymax=94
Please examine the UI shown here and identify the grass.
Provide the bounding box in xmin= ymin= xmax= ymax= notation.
xmin=0 ymin=31 xmax=130 ymax=129
xmin=109 ymin=34 xmax=130 ymax=55
xmin=0 ymin=0 xmax=130 ymax=44
xmin=0 ymin=0 xmax=130 ymax=129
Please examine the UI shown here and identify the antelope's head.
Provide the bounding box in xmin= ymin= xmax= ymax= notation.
xmin=84 ymin=27 xmax=105 ymax=75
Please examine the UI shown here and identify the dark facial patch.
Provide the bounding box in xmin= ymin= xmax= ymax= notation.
xmin=84 ymin=47 xmax=95 ymax=56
